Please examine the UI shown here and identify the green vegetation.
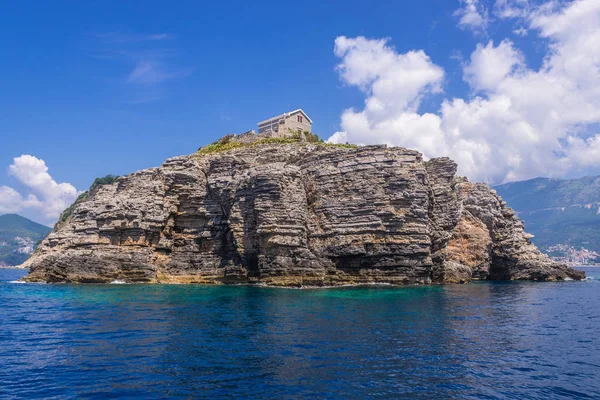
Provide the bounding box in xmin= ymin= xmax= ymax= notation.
xmin=304 ymin=132 xmax=322 ymax=143
xmin=58 ymin=192 xmax=89 ymax=224
xmin=90 ymin=174 xmax=120 ymax=191
xmin=495 ymin=176 xmax=600 ymax=253
xmin=0 ymin=175 xmax=122 ymax=264
xmin=494 ymin=176 xmax=600 ymax=212
xmin=327 ymin=142 xmax=359 ymax=149
xmin=289 ymin=129 xmax=323 ymax=143
xmin=197 ymin=141 xmax=247 ymax=154
xmin=0 ymin=214 xmax=51 ymax=266
xmin=507 ymin=206 xmax=600 ymax=253
xmin=57 ymin=174 xmax=121 ymax=229
xmin=197 ymin=132 xmax=357 ymax=155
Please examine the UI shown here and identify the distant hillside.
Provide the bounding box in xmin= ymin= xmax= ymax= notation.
xmin=0 ymin=214 xmax=51 ymax=267
xmin=494 ymin=176 xmax=600 ymax=256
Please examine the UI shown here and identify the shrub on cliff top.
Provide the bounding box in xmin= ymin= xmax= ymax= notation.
xmin=57 ymin=191 xmax=89 ymax=228
xmin=197 ymin=141 xmax=246 ymax=154
xmin=91 ymin=174 xmax=120 ymax=189
xmin=326 ymin=142 xmax=358 ymax=149
xmin=197 ymin=134 xmax=357 ymax=155
xmin=288 ymin=129 xmax=324 ymax=143
xmin=303 ymin=131 xmax=323 ymax=143
xmin=56 ymin=174 xmax=121 ymax=229
xmin=197 ymin=137 xmax=300 ymax=154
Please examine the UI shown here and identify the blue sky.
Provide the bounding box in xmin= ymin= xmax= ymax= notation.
xmin=0 ymin=0 xmax=477 ymax=186
xmin=1 ymin=0 xmax=599 ymax=225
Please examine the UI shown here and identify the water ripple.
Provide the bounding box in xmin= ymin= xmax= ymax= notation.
xmin=0 ymin=268 xmax=599 ymax=398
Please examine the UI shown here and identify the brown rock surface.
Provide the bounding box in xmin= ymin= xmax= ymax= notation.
xmin=21 ymin=141 xmax=585 ymax=285
xmin=446 ymin=211 xmax=492 ymax=281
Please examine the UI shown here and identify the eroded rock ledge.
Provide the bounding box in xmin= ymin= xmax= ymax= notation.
xmin=21 ymin=143 xmax=585 ymax=285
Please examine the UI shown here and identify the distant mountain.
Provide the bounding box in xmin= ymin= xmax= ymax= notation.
xmin=0 ymin=214 xmax=51 ymax=267
xmin=494 ymin=176 xmax=600 ymax=257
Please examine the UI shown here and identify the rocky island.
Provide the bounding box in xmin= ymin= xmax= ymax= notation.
xmin=21 ymin=127 xmax=585 ymax=285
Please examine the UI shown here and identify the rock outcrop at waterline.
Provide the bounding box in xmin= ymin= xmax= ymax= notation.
xmin=21 ymin=141 xmax=585 ymax=285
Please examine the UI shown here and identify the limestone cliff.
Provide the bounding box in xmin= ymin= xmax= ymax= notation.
xmin=21 ymin=141 xmax=585 ymax=285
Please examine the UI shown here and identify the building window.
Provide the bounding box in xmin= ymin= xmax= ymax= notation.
xmin=297 ymin=115 xmax=303 ymax=123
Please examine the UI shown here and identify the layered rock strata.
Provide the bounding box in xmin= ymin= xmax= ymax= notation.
xmin=22 ymin=143 xmax=585 ymax=285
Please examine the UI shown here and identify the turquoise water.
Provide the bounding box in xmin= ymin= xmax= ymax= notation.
xmin=1 ymin=268 xmax=599 ymax=399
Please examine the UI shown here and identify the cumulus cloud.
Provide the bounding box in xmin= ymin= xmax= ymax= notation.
xmin=455 ymin=0 xmax=489 ymax=33
xmin=328 ymin=0 xmax=600 ymax=185
xmin=334 ymin=37 xmax=444 ymax=115
xmin=463 ymin=39 xmax=525 ymax=92
xmin=332 ymin=37 xmax=446 ymax=156
xmin=0 ymin=155 xmax=79 ymax=223
xmin=0 ymin=187 xmax=40 ymax=215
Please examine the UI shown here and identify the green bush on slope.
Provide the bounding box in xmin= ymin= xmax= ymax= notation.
xmin=57 ymin=175 xmax=121 ymax=228
xmin=197 ymin=132 xmax=357 ymax=154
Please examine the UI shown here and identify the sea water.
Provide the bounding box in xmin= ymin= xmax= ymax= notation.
xmin=1 ymin=268 xmax=599 ymax=399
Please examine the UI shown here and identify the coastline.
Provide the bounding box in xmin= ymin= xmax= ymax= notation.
xmin=14 ymin=275 xmax=588 ymax=288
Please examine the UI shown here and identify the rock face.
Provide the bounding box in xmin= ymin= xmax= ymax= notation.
xmin=22 ymin=142 xmax=585 ymax=285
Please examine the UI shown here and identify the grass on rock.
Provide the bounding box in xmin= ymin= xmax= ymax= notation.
xmin=197 ymin=132 xmax=358 ymax=155
xmin=57 ymin=174 xmax=121 ymax=229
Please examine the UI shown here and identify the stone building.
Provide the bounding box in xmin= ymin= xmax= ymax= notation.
xmin=257 ymin=109 xmax=312 ymax=138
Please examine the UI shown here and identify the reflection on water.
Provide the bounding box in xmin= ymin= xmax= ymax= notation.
xmin=0 ymin=268 xmax=599 ymax=398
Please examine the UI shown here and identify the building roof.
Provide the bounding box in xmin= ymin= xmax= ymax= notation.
xmin=257 ymin=109 xmax=312 ymax=126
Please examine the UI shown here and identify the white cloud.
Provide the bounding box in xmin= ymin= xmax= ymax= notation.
xmin=455 ymin=0 xmax=489 ymax=33
xmin=329 ymin=0 xmax=600 ymax=185
xmin=331 ymin=36 xmax=447 ymax=157
xmin=0 ymin=155 xmax=79 ymax=223
xmin=326 ymin=131 xmax=349 ymax=144
xmin=127 ymin=60 xmax=191 ymax=85
xmin=92 ymin=31 xmax=192 ymax=102
xmin=565 ymin=135 xmax=600 ymax=167
xmin=333 ymin=36 xmax=444 ymax=120
xmin=334 ymin=37 xmax=445 ymax=109
xmin=513 ymin=26 xmax=528 ymax=36
xmin=0 ymin=186 xmax=40 ymax=215
xmin=463 ymin=39 xmax=525 ymax=92
xmin=530 ymin=0 xmax=600 ymax=38
xmin=495 ymin=0 xmax=530 ymax=19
